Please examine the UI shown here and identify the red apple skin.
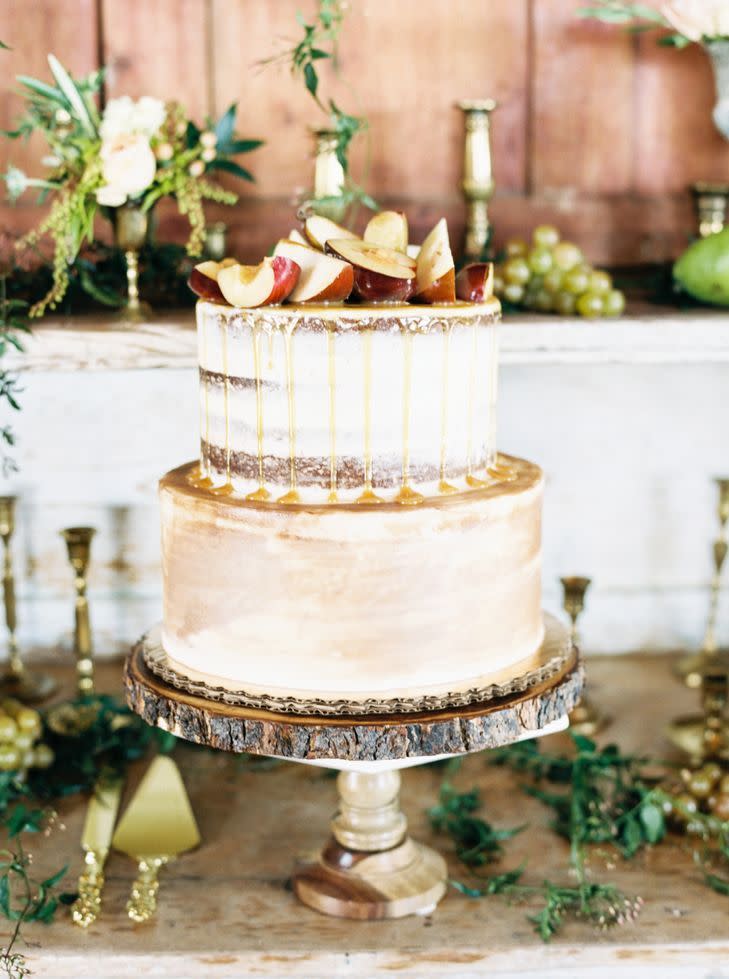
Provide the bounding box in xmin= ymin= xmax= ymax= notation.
xmin=267 ymin=256 xmax=301 ymax=304
xmin=414 ymin=267 xmax=456 ymax=304
xmin=324 ymin=243 xmax=414 ymax=302
xmin=455 ymin=263 xmax=494 ymax=303
xmin=188 ymin=265 xmax=226 ymax=303
xmin=352 ymin=267 xmax=415 ymax=303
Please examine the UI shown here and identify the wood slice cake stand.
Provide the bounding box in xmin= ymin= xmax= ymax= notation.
xmin=124 ymin=617 xmax=583 ymax=921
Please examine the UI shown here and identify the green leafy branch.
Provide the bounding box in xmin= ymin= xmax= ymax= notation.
xmin=263 ymin=1 xmax=376 ymax=213
xmin=0 ymin=806 xmax=74 ymax=979
xmin=577 ymin=2 xmax=693 ymax=46
xmin=0 ymin=275 xmax=30 ymax=476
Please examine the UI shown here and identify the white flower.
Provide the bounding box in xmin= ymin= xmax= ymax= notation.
xmin=100 ymin=95 xmax=166 ymax=141
xmin=95 ymin=184 xmax=127 ymax=207
xmin=188 ymin=160 xmax=205 ymax=178
xmin=663 ymin=1 xmax=729 ymax=41
xmin=96 ymin=132 xmax=157 ymax=206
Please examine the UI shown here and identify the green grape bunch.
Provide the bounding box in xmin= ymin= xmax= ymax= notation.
xmin=493 ymin=225 xmax=626 ymax=319
xmin=0 ymin=700 xmax=54 ymax=775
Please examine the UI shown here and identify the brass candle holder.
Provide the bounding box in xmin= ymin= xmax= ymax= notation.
xmin=61 ymin=527 xmax=96 ymax=697
xmin=310 ymin=128 xmax=347 ymax=224
xmin=691 ymin=182 xmax=729 ymax=238
xmin=561 ymin=575 xmax=610 ymax=736
xmin=114 ymin=202 xmax=152 ymax=324
xmin=457 ymin=99 xmax=496 ymax=263
xmin=676 ymin=477 xmax=729 ymax=688
xmin=0 ymin=497 xmax=56 ymax=702
xmin=666 ymin=650 xmax=729 ymax=765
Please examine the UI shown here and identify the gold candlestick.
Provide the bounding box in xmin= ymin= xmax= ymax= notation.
xmin=691 ymin=182 xmax=729 ymax=238
xmin=61 ymin=527 xmax=96 ymax=697
xmin=0 ymin=497 xmax=56 ymax=702
xmin=457 ymin=99 xmax=496 ymax=263
xmin=310 ymin=128 xmax=348 ymax=224
xmin=114 ymin=203 xmax=152 ymax=324
xmin=676 ymin=477 xmax=729 ymax=687
xmin=666 ymin=650 xmax=729 ymax=764
xmin=561 ymin=575 xmax=610 ymax=736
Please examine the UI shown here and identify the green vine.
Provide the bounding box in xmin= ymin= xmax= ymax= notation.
xmin=264 ymin=1 xmax=377 ymax=213
xmin=0 ymin=272 xmax=30 ymax=477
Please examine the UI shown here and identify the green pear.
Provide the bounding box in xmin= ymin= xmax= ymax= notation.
xmin=674 ymin=228 xmax=729 ymax=306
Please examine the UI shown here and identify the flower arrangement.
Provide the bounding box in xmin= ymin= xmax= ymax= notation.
xmin=2 ymin=55 xmax=262 ymax=316
xmin=579 ymin=1 xmax=729 ymax=45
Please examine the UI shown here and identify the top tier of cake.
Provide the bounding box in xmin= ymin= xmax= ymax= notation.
xmin=196 ymin=298 xmax=502 ymax=505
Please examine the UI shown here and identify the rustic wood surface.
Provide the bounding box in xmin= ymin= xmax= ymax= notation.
xmin=123 ymin=640 xmax=583 ymax=761
xmin=2 ymin=0 xmax=728 ymax=264
xmin=10 ymin=654 xmax=729 ymax=978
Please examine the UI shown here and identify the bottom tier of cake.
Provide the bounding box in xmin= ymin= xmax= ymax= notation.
xmin=159 ymin=456 xmax=544 ymax=706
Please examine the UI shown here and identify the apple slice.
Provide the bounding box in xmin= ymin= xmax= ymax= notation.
xmin=364 ymin=210 xmax=409 ymax=254
xmin=456 ymin=263 xmax=495 ymax=303
xmin=406 ymin=244 xmax=421 ymax=261
xmin=273 ymin=239 xmax=354 ymax=303
xmin=288 ymin=228 xmax=309 ymax=246
xmin=305 ymin=214 xmax=360 ymax=252
xmin=414 ymin=218 xmax=455 ymax=303
xmin=217 ymin=256 xmax=300 ymax=308
xmin=188 ymin=258 xmax=238 ymax=303
xmin=326 ymin=239 xmax=415 ymax=302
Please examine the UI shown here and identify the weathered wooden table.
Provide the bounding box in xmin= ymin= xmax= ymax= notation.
xmin=12 ymin=654 xmax=729 ymax=978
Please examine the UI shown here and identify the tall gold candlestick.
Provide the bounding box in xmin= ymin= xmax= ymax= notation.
xmin=691 ymin=182 xmax=729 ymax=238
xmin=114 ymin=203 xmax=152 ymax=324
xmin=0 ymin=497 xmax=56 ymax=702
xmin=677 ymin=477 xmax=729 ymax=687
xmin=560 ymin=575 xmax=610 ymax=737
xmin=457 ymin=99 xmax=496 ymax=263
xmin=666 ymin=649 xmax=729 ymax=764
xmin=61 ymin=527 xmax=96 ymax=697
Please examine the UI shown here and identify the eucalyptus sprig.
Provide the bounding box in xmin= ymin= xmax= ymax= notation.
xmin=264 ymin=1 xmax=377 ymax=213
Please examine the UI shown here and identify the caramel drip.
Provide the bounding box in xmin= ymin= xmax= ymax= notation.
xmin=465 ymin=321 xmax=489 ymax=489
xmin=217 ymin=322 xmax=233 ymax=493
xmin=200 ymin=313 xmax=210 ymax=479
xmin=438 ymin=322 xmax=458 ymax=496
xmin=327 ymin=327 xmax=338 ymax=503
xmin=246 ymin=324 xmax=270 ymax=503
xmin=394 ymin=329 xmax=424 ymax=505
xmin=277 ymin=324 xmax=301 ymax=504
xmin=355 ymin=329 xmax=383 ymax=505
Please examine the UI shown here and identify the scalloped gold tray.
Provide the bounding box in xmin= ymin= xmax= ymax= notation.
xmin=141 ymin=613 xmax=571 ymax=716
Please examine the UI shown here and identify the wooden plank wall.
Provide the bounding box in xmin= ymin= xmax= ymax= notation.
xmin=2 ymin=0 xmax=729 ymax=266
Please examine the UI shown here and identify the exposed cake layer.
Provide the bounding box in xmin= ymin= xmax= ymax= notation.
xmin=196 ymin=299 xmax=501 ymax=504
xmin=160 ymin=456 xmax=544 ymax=702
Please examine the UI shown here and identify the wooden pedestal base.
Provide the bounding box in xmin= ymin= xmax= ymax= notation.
xmin=293 ymin=770 xmax=447 ymax=920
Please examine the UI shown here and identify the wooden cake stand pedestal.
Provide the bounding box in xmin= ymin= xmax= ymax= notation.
xmin=124 ymin=617 xmax=582 ymax=920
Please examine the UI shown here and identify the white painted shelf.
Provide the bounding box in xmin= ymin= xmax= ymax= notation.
xmin=7 ymin=303 xmax=729 ymax=372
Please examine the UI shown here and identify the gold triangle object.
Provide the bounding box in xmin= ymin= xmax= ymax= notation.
xmin=112 ymin=756 xmax=200 ymax=922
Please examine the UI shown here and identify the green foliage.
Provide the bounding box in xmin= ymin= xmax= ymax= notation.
xmin=0 ymin=276 xmax=30 ymax=476
xmin=577 ymin=1 xmax=697 ymax=45
xmin=264 ymin=1 xmax=375 ymax=215
xmin=2 ymin=54 xmax=261 ymax=316
xmin=428 ymin=783 xmax=525 ymax=868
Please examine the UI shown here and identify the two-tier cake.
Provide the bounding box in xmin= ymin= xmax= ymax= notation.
xmin=151 ymin=211 xmax=547 ymax=713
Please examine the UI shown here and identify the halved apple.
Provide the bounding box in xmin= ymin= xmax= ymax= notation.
xmin=456 ymin=262 xmax=495 ymax=303
xmin=217 ymin=256 xmax=300 ymax=308
xmin=326 ymin=239 xmax=415 ymax=302
xmin=273 ymin=239 xmax=354 ymax=303
xmin=188 ymin=258 xmax=238 ymax=303
xmin=414 ymin=218 xmax=455 ymax=303
xmin=305 ymin=214 xmax=360 ymax=252
xmin=364 ymin=210 xmax=409 ymax=253
xmin=288 ymin=228 xmax=309 ymax=246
